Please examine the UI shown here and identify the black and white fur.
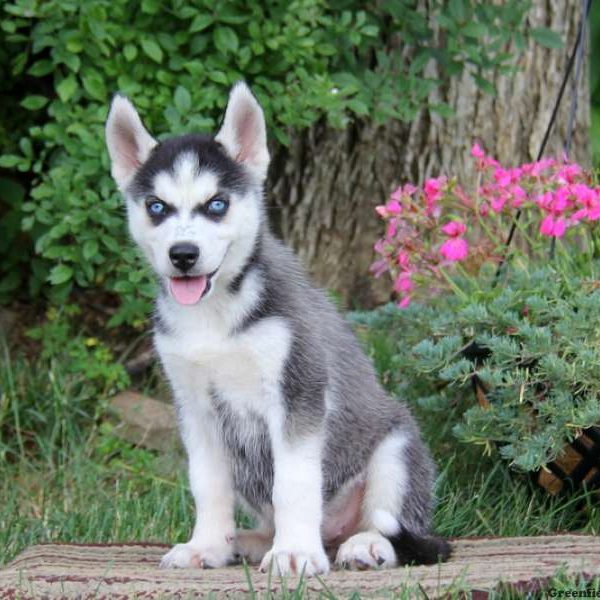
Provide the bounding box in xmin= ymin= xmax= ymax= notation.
xmin=105 ymin=82 xmax=450 ymax=575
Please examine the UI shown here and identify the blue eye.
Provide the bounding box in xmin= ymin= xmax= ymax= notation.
xmin=147 ymin=198 xmax=167 ymax=217
xmin=206 ymin=197 xmax=228 ymax=217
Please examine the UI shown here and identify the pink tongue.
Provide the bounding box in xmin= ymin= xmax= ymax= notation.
xmin=169 ymin=276 xmax=207 ymax=305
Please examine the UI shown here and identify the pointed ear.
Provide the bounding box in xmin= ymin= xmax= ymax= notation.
xmin=105 ymin=95 xmax=157 ymax=191
xmin=215 ymin=82 xmax=270 ymax=181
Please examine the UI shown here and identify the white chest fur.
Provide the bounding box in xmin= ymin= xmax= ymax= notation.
xmin=154 ymin=285 xmax=291 ymax=419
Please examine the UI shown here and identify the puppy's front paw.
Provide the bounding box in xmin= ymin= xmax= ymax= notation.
xmin=160 ymin=542 xmax=233 ymax=569
xmin=259 ymin=547 xmax=329 ymax=576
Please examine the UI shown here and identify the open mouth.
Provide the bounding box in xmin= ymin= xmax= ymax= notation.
xmin=169 ymin=270 xmax=218 ymax=305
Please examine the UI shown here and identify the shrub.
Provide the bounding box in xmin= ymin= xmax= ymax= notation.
xmin=365 ymin=142 xmax=600 ymax=476
xmin=0 ymin=0 xmax=543 ymax=325
xmin=353 ymin=266 xmax=600 ymax=473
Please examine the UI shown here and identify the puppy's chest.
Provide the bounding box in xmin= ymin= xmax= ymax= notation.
xmin=155 ymin=313 xmax=291 ymax=416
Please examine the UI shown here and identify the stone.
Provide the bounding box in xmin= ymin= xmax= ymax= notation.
xmin=110 ymin=391 xmax=178 ymax=452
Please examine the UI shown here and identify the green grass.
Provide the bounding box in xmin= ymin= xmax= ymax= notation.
xmin=1 ymin=323 xmax=600 ymax=598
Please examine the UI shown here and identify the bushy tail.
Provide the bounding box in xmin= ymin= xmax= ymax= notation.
xmin=387 ymin=529 xmax=452 ymax=565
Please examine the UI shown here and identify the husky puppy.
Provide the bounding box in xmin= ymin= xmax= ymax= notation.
xmin=105 ymin=82 xmax=450 ymax=575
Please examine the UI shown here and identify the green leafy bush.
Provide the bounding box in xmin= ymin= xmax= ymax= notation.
xmin=0 ymin=0 xmax=543 ymax=324
xmin=353 ymin=266 xmax=600 ymax=473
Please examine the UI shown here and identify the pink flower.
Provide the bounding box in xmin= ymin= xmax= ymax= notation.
xmin=570 ymin=183 xmax=597 ymax=207
xmin=397 ymin=250 xmax=410 ymax=269
xmin=441 ymin=220 xmax=466 ymax=237
xmin=587 ymin=205 xmax=600 ymax=221
xmin=373 ymin=239 xmax=387 ymax=255
xmin=423 ymin=177 xmax=447 ymax=216
xmin=525 ymin=158 xmax=554 ymax=177
xmin=481 ymin=183 xmax=509 ymax=213
xmin=424 ymin=177 xmax=445 ymax=201
xmin=494 ymin=168 xmax=513 ymax=187
xmin=490 ymin=195 xmax=507 ymax=213
xmin=390 ymin=187 xmax=403 ymax=203
xmin=440 ymin=238 xmax=469 ymax=262
xmin=401 ymin=183 xmax=417 ymax=196
xmin=394 ymin=273 xmax=414 ymax=294
xmin=509 ymin=185 xmax=526 ymax=208
xmin=370 ymin=259 xmax=389 ymax=278
xmin=375 ymin=198 xmax=402 ymax=218
xmin=539 ymin=216 xmax=554 ymax=236
xmin=536 ymin=191 xmax=553 ymax=211
xmin=386 ymin=199 xmax=402 ymax=215
xmin=539 ymin=216 xmax=567 ymax=238
xmin=551 ymin=218 xmax=566 ymax=238
xmin=471 ymin=143 xmax=485 ymax=159
xmin=397 ymin=296 xmax=411 ymax=309
xmin=571 ymin=208 xmax=588 ymax=222
xmin=483 ymin=156 xmax=500 ymax=169
xmin=440 ymin=221 xmax=469 ymax=260
xmin=552 ymin=188 xmax=570 ymax=214
xmin=388 ymin=199 xmax=402 ymax=214
xmin=537 ymin=189 xmax=571 ymax=217
xmin=555 ymin=163 xmax=582 ymax=184
xmin=390 ymin=184 xmax=418 ymax=203
xmin=386 ymin=219 xmax=398 ymax=239
xmin=471 ymin=143 xmax=500 ymax=169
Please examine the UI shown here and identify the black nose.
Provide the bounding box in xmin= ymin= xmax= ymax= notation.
xmin=169 ymin=243 xmax=199 ymax=272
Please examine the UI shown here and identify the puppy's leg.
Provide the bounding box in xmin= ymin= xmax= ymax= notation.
xmin=161 ymin=407 xmax=235 ymax=569
xmin=322 ymin=474 xmax=365 ymax=552
xmin=335 ymin=430 xmax=450 ymax=570
xmin=259 ymin=431 xmax=329 ymax=576
xmin=333 ymin=434 xmax=405 ymax=570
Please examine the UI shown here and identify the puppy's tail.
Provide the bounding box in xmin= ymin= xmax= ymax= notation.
xmin=387 ymin=529 xmax=452 ymax=565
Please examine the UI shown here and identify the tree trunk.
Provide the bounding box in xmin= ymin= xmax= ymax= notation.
xmin=268 ymin=0 xmax=590 ymax=307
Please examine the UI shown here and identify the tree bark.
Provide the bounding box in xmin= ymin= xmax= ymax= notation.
xmin=268 ymin=0 xmax=590 ymax=307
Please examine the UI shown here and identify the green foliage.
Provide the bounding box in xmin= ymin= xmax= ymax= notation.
xmin=353 ymin=266 xmax=600 ymax=474
xmin=27 ymin=308 xmax=129 ymax=388
xmin=0 ymin=0 xmax=537 ymax=324
xmin=0 ymin=177 xmax=31 ymax=302
xmin=0 ymin=306 xmax=129 ymax=462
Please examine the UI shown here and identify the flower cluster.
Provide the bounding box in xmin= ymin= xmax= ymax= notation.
xmin=371 ymin=144 xmax=600 ymax=307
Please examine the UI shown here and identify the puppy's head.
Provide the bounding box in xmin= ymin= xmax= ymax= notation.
xmin=105 ymin=82 xmax=269 ymax=305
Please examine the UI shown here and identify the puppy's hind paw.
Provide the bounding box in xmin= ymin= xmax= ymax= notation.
xmin=335 ymin=531 xmax=397 ymax=570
